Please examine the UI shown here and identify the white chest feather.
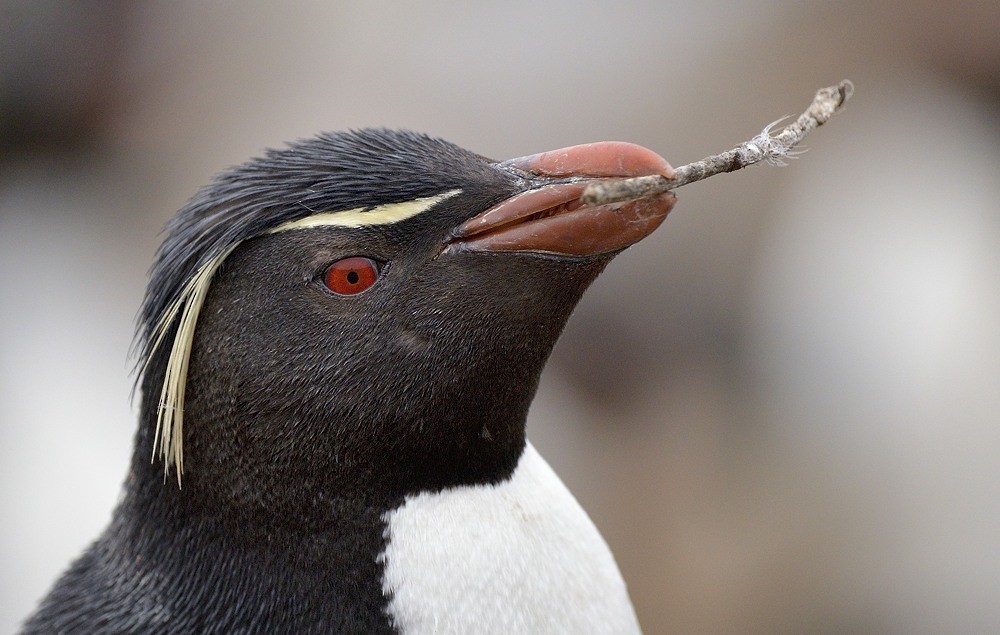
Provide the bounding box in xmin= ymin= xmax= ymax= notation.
xmin=379 ymin=442 xmax=641 ymax=634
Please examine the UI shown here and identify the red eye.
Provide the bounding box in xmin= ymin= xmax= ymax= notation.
xmin=324 ymin=257 xmax=381 ymax=295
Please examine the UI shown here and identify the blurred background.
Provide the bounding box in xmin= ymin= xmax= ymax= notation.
xmin=2 ymin=1 xmax=998 ymax=632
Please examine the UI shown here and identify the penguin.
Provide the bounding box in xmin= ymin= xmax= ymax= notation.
xmin=21 ymin=129 xmax=676 ymax=634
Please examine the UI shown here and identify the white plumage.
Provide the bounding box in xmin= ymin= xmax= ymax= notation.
xmin=380 ymin=442 xmax=641 ymax=634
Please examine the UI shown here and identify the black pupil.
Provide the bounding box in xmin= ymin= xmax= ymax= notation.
xmin=346 ymin=270 xmax=360 ymax=284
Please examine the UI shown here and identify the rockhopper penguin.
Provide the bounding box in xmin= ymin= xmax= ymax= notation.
xmin=22 ymin=129 xmax=676 ymax=634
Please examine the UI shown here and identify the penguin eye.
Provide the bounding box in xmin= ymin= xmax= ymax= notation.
xmin=323 ymin=257 xmax=381 ymax=296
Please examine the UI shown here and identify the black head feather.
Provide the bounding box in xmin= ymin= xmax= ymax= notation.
xmin=137 ymin=129 xmax=495 ymax=373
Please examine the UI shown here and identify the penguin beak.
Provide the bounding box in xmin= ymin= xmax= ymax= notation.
xmin=445 ymin=142 xmax=676 ymax=257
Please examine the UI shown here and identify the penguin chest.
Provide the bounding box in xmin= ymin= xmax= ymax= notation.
xmin=379 ymin=442 xmax=641 ymax=634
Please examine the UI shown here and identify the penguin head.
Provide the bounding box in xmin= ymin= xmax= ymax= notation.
xmin=136 ymin=129 xmax=674 ymax=515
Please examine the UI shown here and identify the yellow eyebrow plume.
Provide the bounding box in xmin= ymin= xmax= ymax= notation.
xmin=147 ymin=189 xmax=462 ymax=484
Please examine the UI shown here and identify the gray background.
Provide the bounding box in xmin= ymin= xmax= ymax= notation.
xmin=3 ymin=1 xmax=999 ymax=632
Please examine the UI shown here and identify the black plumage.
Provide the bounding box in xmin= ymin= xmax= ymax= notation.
xmin=139 ymin=129 xmax=503 ymax=377
xmin=23 ymin=129 xmax=673 ymax=633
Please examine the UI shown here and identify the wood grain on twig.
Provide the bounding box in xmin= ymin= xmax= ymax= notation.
xmin=581 ymin=80 xmax=854 ymax=207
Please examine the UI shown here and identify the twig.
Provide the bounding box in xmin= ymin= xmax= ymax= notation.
xmin=581 ymin=80 xmax=854 ymax=206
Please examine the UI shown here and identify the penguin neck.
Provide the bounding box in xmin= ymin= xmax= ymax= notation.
xmin=124 ymin=371 xmax=534 ymax=536
xmin=107 ymin=372 xmax=538 ymax=632
xmin=114 ymin=409 xmax=397 ymax=632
